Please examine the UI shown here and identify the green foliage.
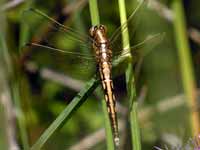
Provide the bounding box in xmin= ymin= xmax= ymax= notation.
xmin=0 ymin=0 xmax=199 ymax=149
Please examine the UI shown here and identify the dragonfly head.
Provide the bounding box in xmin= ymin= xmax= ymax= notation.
xmin=89 ymin=25 xmax=108 ymax=43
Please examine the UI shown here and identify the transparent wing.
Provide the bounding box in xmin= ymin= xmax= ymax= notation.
xmin=109 ymin=0 xmax=164 ymax=65
xmin=22 ymin=8 xmax=96 ymax=80
xmin=112 ymin=33 xmax=165 ymax=67
xmin=21 ymin=6 xmax=163 ymax=80
xmin=23 ymin=42 xmax=96 ymax=81
xmin=110 ymin=1 xmax=145 ymax=55
xmin=22 ymin=8 xmax=94 ymax=57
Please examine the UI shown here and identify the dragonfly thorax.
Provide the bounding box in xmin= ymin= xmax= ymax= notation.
xmin=89 ymin=25 xmax=112 ymax=64
xmin=89 ymin=24 xmax=109 ymax=45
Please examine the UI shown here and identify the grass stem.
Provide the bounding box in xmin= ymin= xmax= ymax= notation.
xmin=172 ymin=0 xmax=200 ymax=135
xmin=118 ymin=0 xmax=141 ymax=149
xmin=31 ymin=78 xmax=98 ymax=150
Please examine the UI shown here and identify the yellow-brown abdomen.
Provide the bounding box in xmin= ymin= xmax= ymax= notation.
xmin=90 ymin=25 xmax=119 ymax=147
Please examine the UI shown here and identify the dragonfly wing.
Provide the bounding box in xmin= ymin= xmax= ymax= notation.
xmin=112 ymin=33 xmax=165 ymax=67
xmin=22 ymin=8 xmax=97 ymax=80
xmin=22 ymin=8 xmax=93 ymax=56
xmin=24 ymin=42 xmax=96 ymax=80
xmin=110 ymin=1 xmax=145 ymax=55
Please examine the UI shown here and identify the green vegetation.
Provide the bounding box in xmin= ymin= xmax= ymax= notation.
xmin=0 ymin=0 xmax=200 ymax=149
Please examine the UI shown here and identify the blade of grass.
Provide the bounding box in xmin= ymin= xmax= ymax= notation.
xmin=19 ymin=1 xmax=33 ymax=49
xmin=31 ymin=77 xmax=99 ymax=150
xmin=118 ymin=0 xmax=141 ymax=150
xmin=89 ymin=0 xmax=100 ymax=25
xmin=0 ymin=32 xmax=16 ymax=150
xmin=171 ymin=0 xmax=200 ymax=135
xmin=13 ymin=82 xmax=30 ymax=150
xmin=0 ymin=103 xmax=9 ymax=150
xmin=0 ymin=33 xmax=13 ymax=75
xmin=173 ymin=0 xmax=200 ymax=135
xmin=89 ymin=0 xmax=115 ymax=149
xmin=11 ymin=2 xmax=35 ymax=149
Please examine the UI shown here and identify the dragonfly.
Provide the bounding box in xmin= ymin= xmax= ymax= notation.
xmin=22 ymin=2 xmax=163 ymax=148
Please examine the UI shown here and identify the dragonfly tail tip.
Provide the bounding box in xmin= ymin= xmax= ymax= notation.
xmin=114 ymin=137 xmax=120 ymax=147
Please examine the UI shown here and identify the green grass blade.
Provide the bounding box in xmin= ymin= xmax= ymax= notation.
xmin=89 ymin=0 xmax=115 ymax=149
xmin=13 ymin=82 xmax=30 ymax=150
xmin=172 ymin=0 xmax=200 ymax=135
xmin=130 ymin=102 xmax=141 ymax=150
xmin=0 ymin=32 xmax=12 ymax=150
xmin=0 ymin=33 xmax=13 ymax=75
xmin=0 ymin=104 xmax=9 ymax=150
xmin=19 ymin=1 xmax=33 ymax=50
xmin=30 ymin=78 xmax=99 ymax=150
xmin=12 ymin=2 xmax=35 ymax=149
xmin=118 ymin=0 xmax=141 ymax=149
xmin=89 ymin=0 xmax=100 ymax=25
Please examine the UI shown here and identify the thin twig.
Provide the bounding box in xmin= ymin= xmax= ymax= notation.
xmin=148 ymin=0 xmax=200 ymax=46
xmin=148 ymin=0 xmax=173 ymax=22
xmin=0 ymin=92 xmax=19 ymax=150
xmin=68 ymin=119 xmax=125 ymax=150
xmin=41 ymin=68 xmax=85 ymax=91
xmin=62 ymin=0 xmax=88 ymax=15
xmin=68 ymin=91 xmax=191 ymax=149
xmin=25 ymin=61 xmax=84 ymax=91
xmin=0 ymin=69 xmax=19 ymax=150
xmin=25 ymin=61 xmax=103 ymax=101
xmin=25 ymin=60 xmax=193 ymax=119
xmin=188 ymin=28 xmax=200 ymax=45
xmin=0 ymin=0 xmax=24 ymax=11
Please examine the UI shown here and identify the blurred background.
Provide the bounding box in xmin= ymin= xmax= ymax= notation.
xmin=0 ymin=0 xmax=200 ymax=149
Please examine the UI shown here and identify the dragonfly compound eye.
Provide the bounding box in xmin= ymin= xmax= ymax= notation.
xmin=99 ymin=25 xmax=107 ymax=33
xmin=89 ymin=26 xmax=98 ymax=37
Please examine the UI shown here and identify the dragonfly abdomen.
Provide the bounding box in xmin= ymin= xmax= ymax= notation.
xmin=90 ymin=24 xmax=119 ymax=147
xmin=99 ymin=64 xmax=119 ymax=146
xmin=98 ymin=47 xmax=119 ymax=147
